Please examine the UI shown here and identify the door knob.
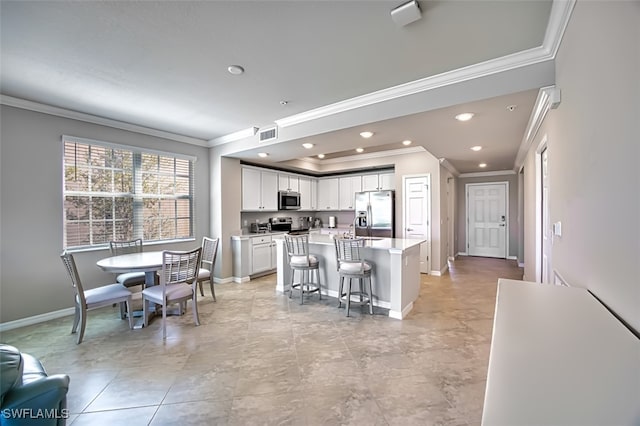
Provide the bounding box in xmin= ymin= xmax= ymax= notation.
xmin=499 ymin=223 xmax=505 ymax=227
xmin=406 ymin=228 xmax=413 ymax=231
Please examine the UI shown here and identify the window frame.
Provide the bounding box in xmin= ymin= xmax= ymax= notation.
xmin=62 ymin=135 xmax=196 ymax=251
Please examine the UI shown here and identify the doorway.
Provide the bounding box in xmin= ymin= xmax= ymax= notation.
xmin=402 ymin=174 xmax=431 ymax=273
xmin=466 ymin=182 xmax=508 ymax=258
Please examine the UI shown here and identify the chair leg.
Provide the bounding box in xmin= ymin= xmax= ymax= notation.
xmin=199 ymin=280 xmax=205 ymax=297
xmin=338 ymin=276 xmax=344 ymax=308
xmin=162 ymin=302 xmax=167 ymax=340
xmin=316 ymin=268 xmax=321 ymax=300
xmin=77 ymin=308 xmax=87 ymax=344
xmin=143 ymin=298 xmax=150 ymax=328
xmin=72 ymin=304 xmax=80 ymax=334
xmin=125 ymin=299 xmax=134 ymax=329
xmin=119 ymin=301 xmax=127 ymax=319
xmin=367 ymin=277 xmax=374 ymax=315
xmin=346 ymin=278 xmax=352 ymax=317
xmin=192 ymin=293 xmax=200 ymax=326
xmin=289 ymin=268 xmax=294 ymax=299
xmin=210 ymin=279 xmax=216 ymax=302
xmin=300 ymin=269 xmax=305 ymax=305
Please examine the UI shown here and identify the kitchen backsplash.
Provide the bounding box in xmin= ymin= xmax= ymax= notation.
xmin=241 ymin=211 xmax=355 ymax=233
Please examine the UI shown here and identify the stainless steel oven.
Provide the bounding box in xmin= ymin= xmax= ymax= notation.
xmin=278 ymin=191 xmax=301 ymax=210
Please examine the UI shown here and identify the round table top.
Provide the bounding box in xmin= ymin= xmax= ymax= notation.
xmin=96 ymin=251 xmax=164 ymax=273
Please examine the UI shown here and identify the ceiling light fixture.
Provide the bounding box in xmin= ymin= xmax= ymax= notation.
xmin=479 ymin=163 xmax=487 ymax=168
xmin=302 ymin=143 xmax=314 ymax=149
xmin=471 ymin=146 xmax=483 ymax=151
xmin=317 ymin=154 xmax=325 ymax=159
xmin=227 ymin=65 xmax=244 ymax=75
xmin=455 ymin=112 xmax=475 ymax=122
xmin=359 ymin=131 xmax=374 ymax=138
xmin=506 ymin=105 xmax=517 ymax=112
xmin=258 ymin=152 xmax=269 ymax=158
xmin=280 ymin=100 xmax=288 ymax=106
xmin=402 ymin=140 xmax=412 ymax=146
xmin=356 ymin=148 xmax=364 ymax=153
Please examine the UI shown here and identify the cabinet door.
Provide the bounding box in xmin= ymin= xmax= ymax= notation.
xmin=310 ymin=179 xmax=318 ymax=210
xmin=252 ymin=243 xmax=272 ymax=274
xmin=361 ymin=174 xmax=379 ymax=191
xmin=242 ymin=168 xmax=262 ymax=210
xmin=338 ymin=176 xmax=361 ymax=210
xmin=270 ymin=241 xmax=277 ymax=269
xmin=261 ymin=170 xmax=279 ymax=211
xmin=278 ymin=174 xmax=290 ymax=191
xmin=317 ymin=178 xmax=339 ymax=210
xmin=299 ymin=177 xmax=312 ymax=210
xmin=379 ymin=173 xmax=394 ymax=190
xmin=288 ymin=176 xmax=299 ymax=192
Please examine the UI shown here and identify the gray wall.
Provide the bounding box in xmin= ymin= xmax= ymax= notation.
xmin=456 ymin=173 xmax=519 ymax=258
xmin=0 ymin=106 xmax=210 ymax=323
xmin=523 ymin=1 xmax=639 ymax=333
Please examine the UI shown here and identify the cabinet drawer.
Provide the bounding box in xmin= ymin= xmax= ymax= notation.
xmin=251 ymin=235 xmax=272 ymax=245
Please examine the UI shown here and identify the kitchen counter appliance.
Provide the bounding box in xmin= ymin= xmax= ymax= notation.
xmin=250 ymin=222 xmax=271 ymax=233
xmin=278 ymin=191 xmax=301 ymax=210
xmin=355 ymin=190 xmax=395 ymax=238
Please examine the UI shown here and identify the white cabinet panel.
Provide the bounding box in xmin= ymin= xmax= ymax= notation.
xmin=251 ymin=235 xmax=273 ymax=274
xmin=242 ymin=167 xmax=278 ymax=211
xmin=338 ymin=176 xmax=361 ymax=210
xmin=317 ymin=178 xmax=339 ymax=210
xmin=379 ymin=172 xmax=394 ymax=190
xmin=299 ymin=177 xmax=317 ymax=211
xmin=361 ymin=174 xmax=379 ymax=191
xmin=278 ymin=174 xmax=299 ymax=192
xmin=362 ymin=172 xmax=394 ymax=191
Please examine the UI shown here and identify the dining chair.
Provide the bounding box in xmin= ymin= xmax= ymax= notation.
xmin=197 ymin=237 xmax=219 ymax=301
xmin=334 ymin=238 xmax=374 ymax=317
xmin=284 ymin=233 xmax=321 ymax=304
xmin=142 ymin=248 xmax=202 ymax=339
xmin=60 ymin=251 xmax=134 ymax=344
xmin=109 ymin=238 xmax=147 ymax=289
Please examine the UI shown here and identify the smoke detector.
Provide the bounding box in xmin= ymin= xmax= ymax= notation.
xmin=391 ymin=1 xmax=422 ymax=27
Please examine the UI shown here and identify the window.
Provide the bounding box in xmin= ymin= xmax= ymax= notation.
xmin=63 ymin=136 xmax=194 ymax=249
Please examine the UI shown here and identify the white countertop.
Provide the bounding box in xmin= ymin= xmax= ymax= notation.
xmin=482 ymin=279 xmax=640 ymax=425
xmin=273 ymin=233 xmax=425 ymax=252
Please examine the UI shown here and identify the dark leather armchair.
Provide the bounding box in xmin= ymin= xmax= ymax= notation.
xmin=0 ymin=344 xmax=70 ymax=426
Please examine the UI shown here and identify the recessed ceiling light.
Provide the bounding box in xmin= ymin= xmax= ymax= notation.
xmin=479 ymin=163 xmax=487 ymax=168
xmin=227 ymin=65 xmax=244 ymax=75
xmin=359 ymin=131 xmax=374 ymax=138
xmin=302 ymin=143 xmax=314 ymax=149
xmin=317 ymin=154 xmax=325 ymax=159
xmin=455 ymin=112 xmax=474 ymax=122
xmin=471 ymin=146 xmax=483 ymax=151
xmin=280 ymin=100 xmax=288 ymax=106
xmin=506 ymin=105 xmax=517 ymax=112
xmin=356 ymin=148 xmax=364 ymax=153
xmin=258 ymin=152 xmax=269 ymax=158
xmin=402 ymin=140 xmax=412 ymax=146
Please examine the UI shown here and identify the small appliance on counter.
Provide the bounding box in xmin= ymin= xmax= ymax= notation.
xmin=328 ymin=216 xmax=337 ymax=228
xmin=313 ymin=218 xmax=322 ymax=228
xmin=269 ymin=217 xmax=293 ymax=233
xmin=250 ymin=222 xmax=271 ymax=234
xmin=298 ymin=216 xmax=314 ymax=230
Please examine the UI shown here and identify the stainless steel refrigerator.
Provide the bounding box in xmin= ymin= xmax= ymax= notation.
xmin=354 ymin=190 xmax=395 ymax=238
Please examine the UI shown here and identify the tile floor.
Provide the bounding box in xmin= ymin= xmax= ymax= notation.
xmin=1 ymin=256 xmax=522 ymax=425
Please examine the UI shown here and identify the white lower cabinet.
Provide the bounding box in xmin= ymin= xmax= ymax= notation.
xmin=251 ymin=235 xmax=273 ymax=274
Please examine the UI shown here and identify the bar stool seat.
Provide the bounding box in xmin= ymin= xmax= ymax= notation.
xmin=284 ymin=234 xmax=321 ymax=304
xmin=334 ymin=238 xmax=374 ymax=317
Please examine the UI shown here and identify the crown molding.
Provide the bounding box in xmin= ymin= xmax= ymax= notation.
xmin=312 ymin=146 xmax=425 ymax=165
xmin=543 ymin=0 xmax=577 ymax=59
xmin=513 ymin=86 xmax=561 ymax=171
xmin=209 ymin=127 xmax=258 ymax=147
xmin=438 ymin=158 xmax=460 ymax=177
xmin=458 ymin=170 xmax=516 ymax=178
xmin=0 ymin=95 xmax=209 ymax=147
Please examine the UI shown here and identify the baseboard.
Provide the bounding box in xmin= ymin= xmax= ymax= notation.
xmin=389 ymin=301 xmax=413 ymax=320
xmin=448 ymin=256 xmax=456 ymax=261
xmin=0 ymin=307 xmax=75 ymax=332
xmin=323 ymin=289 xmax=391 ymax=310
xmin=457 ymin=252 xmax=468 ymax=257
xmin=518 ymin=262 xmax=525 ymax=268
xmin=233 ymin=276 xmax=250 ymax=283
xmin=430 ymin=263 xmax=449 ymax=276
xmin=213 ymin=277 xmax=234 ymax=284
xmin=507 ymin=255 xmax=518 ymax=260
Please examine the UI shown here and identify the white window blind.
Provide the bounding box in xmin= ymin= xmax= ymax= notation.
xmin=63 ymin=136 xmax=194 ymax=249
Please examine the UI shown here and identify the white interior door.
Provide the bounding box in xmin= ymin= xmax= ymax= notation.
xmin=541 ymin=147 xmax=552 ymax=283
xmin=403 ymin=175 xmax=431 ymax=273
xmin=467 ymin=183 xmax=507 ymax=258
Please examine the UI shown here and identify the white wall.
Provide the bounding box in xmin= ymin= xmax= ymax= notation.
xmin=0 ymin=106 xmax=210 ymax=323
xmin=523 ymin=1 xmax=640 ymax=333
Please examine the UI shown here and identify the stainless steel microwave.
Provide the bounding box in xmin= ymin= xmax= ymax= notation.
xmin=278 ymin=191 xmax=301 ymax=210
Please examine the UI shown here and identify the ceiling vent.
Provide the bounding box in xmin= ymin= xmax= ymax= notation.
xmin=259 ymin=126 xmax=278 ymax=142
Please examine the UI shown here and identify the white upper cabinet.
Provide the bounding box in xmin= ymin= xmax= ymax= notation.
xmin=298 ymin=177 xmax=317 ymax=211
xmin=278 ymin=174 xmax=299 ymax=192
xmin=317 ymin=178 xmax=339 ymax=210
xmin=361 ymin=172 xmax=394 ymax=191
xmin=338 ymin=175 xmax=362 ymax=210
xmin=242 ymin=167 xmax=278 ymax=211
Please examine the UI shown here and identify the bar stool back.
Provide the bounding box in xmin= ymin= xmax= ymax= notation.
xmin=334 ymin=238 xmax=374 ymax=317
xmin=284 ymin=234 xmax=321 ymax=304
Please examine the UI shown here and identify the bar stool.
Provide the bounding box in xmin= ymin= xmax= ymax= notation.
xmin=284 ymin=234 xmax=321 ymax=304
xmin=334 ymin=238 xmax=373 ymax=317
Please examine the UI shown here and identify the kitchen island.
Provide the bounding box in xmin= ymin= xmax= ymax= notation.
xmin=274 ymin=234 xmax=425 ymax=319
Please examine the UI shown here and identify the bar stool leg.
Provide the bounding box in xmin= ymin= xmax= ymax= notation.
xmin=316 ymin=268 xmax=321 ymax=300
xmin=346 ymin=277 xmax=352 ymax=317
xmin=300 ymin=268 xmax=305 ymax=305
xmin=338 ymin=276 xmax=344 ymax=308
xmin=367 ymin=276 xmax=374 ymax=315
xmin=289 ymin=268 xmax=294 ymax=299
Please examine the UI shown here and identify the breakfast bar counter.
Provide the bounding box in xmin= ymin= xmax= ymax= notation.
xmin=274 ymin=234 xmax=425 ymax=319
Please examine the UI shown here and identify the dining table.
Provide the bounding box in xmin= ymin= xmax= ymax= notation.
xmin=96 ymin=251 xmax=164 ymax=329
